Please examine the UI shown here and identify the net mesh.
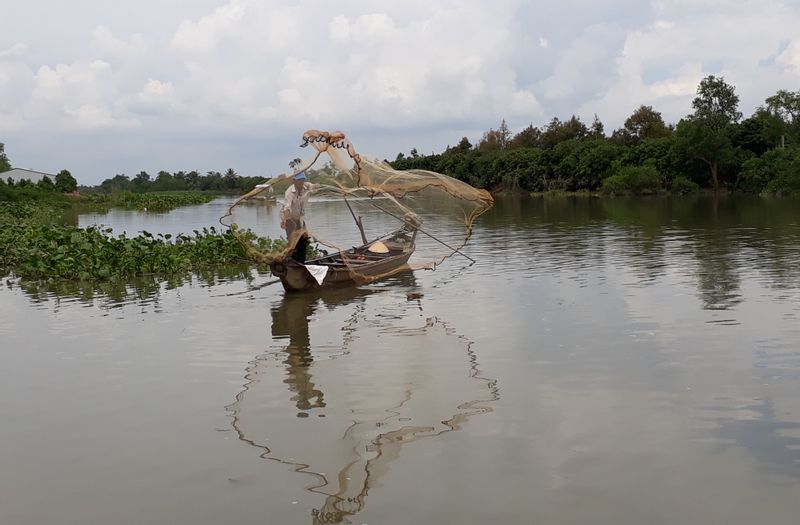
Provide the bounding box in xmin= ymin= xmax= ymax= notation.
xmin=220 ymin=130 xmax=493 ymax=287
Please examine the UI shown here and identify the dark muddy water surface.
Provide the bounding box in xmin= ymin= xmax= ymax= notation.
xmin=2 ymin=195 xmax=800 ymax=524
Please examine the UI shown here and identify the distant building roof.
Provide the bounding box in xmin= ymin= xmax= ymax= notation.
xmin=3 ymin=168 xmax=55 ymax=184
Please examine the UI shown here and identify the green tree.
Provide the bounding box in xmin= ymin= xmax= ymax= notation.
xmin=132 ymin=171 xmax=152 ymax=192
xmin=455 ymin=136 xmax=473 ymax=151
xmin=55 ymin=169 xmax=78 ymax=193
xmin=764 ymin=89 xmax=800 ymax=145
xmin=625 ymin=136 xmax=680 ymax=186
xmin=623 ymin=105 xmax=671 ymax=142
xmin=540 ymin=116 xmax=588 ymax=149
xmin=731 ymin=109 xmax=784 ymax=156
xmin=153 ymin=171 xmax=184 ymax=192
xmin=184 ymin=171 xmax=200 ymax=190
xmin=677 ymin=76 xmax=742 ymax=191
xmin=509 ymin=125 xmax=541 ymax=149
xmin=738 ymin=146 xmax=800 ymax=194
xmin=478 ymin=119 xmax=512 ymax=151
xmin=100 ymin=174 xmax=131 ymax=193
xmin=0 ymin=143 xmax=10 ymax=172
xmin=692 ymin=75 xmax=742 ymax=129
xmin=589 ymin=114 xmax=605 ymax=139
xmin=765 ymin=89 xmax=800 ymax=125
xmin=223 ymin=168 xmax=238 ymax=190
xmin=36 ymin=175 xmax=55 ymax=191
xmin=553 ymin=139 xmax=623 ymax=190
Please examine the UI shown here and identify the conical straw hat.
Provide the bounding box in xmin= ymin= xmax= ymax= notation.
xmin=367 ymin=241 xmax=389 ymax=253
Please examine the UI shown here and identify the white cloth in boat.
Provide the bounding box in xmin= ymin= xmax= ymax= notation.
xmin=304 ymin=264 xmax=329 ymax=285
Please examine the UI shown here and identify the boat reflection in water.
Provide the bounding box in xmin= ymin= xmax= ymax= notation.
xmin=228 ymin=275 xmax=498 ymax=524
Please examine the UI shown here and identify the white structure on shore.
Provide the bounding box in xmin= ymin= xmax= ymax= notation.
xmin=3 ymin=168 xmax=55 ymax=184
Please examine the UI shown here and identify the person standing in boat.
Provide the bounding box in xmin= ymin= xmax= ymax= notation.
xmin=280 ymin=171 xmax=313 ymax=263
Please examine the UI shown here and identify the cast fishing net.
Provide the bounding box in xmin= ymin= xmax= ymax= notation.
xmin=220 ymin=130 xmax=493 ymax=281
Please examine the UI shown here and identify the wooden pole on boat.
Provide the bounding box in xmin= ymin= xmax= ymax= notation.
xmin=368 ymin=201 xmax=476 ymax=263
xmin=343 ymin=195 xmax=369 ymax=245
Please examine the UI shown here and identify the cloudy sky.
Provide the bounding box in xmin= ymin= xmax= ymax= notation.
xmin=2 ymin=0 xmax=799 ymax=185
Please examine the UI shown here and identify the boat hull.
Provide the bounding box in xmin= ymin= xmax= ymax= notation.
xmin=269 ymin=229 xmax=416 ymax=292
xmin=270 ymin=252 xmax=413 ymax=292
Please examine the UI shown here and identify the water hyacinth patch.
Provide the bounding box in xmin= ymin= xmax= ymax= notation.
xmin=79 ymin=191 xmax=216 ymax=212
xmin=0 ymin=201 xmax=287 ymax=281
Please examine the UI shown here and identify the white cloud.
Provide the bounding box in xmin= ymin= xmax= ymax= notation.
xmin=32 ymin=60 xmax=113 ymax=104
xmin=170 ymin=1 xmax=247 ymax=54
xmin=777 ymin=39 xmax=800 ymax=74
xmin=650 ymin=63 xmax=703 ymax=98
xmin=92 ymin=26 xmax=146 ymax=58
xmin=582 ymin=2 xmax=800 ymax=127
xmin=1 ymin=0 xmax=800 ymax=183
xmin=25 ymin=59 xmax=140 ymax=130
xmin=0 ymin=43 xmax=28 ymax=58
xmin=348 ymin=13 xmax=397 ymax=42
xmin=129 ymin=79 xmax=181 ymax=116
xmin=538 ymin=23 xmax=624 ymax=103
xmin=0 ymin=111 xmax=25 ymax=133
xmin=63 ymin=103 xmax=139 ymax=129
xmin=329 ymin=15 xmax=351 ymax=41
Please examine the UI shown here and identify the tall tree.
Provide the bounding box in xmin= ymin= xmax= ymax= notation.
xmin=764 ymin=89 xmax=800 ymax=126
xmin=132 ymin=171 xmax=151 ymax=192
xmin=478 ymin=119 xmax=512 ymax=151
xmin=540 ymin=116 xmax=588 ymax=148
xmin=510 ymin=124 xmax=541 ymax=149
xmin=0 ymin=143 xmax=10 ymax=172
xmin=100 ymin=174 xmax=131 ymax=193
xmin=732 ymin=109 xmax=784 ymax=156
xmin=589 ymin=114 xmax=605 ymax=139
xmin=36 ymin=175 xmax=55 ymax=191
xmin=55 ymin=169 xmax=78 ymax=193
xmin=692 ymin=75 xmax=741 ymax=129
xmin=224 ymin=168 xmax=238 ymax=190
xmin=764 ymin=89 xmax=800 ymax=145
xmin=623 ymin=105 xmax=671 ymax=141
xmin=679 ymin=75 xmax=741 ymax=191
xmin=457 ymin=137 xmax=472 ymax=150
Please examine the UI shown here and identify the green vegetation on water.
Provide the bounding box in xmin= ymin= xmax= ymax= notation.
xmin=0 ymin=192 xmax=286 ymax=283
xmin=79 ymin=191 xmax=216 ymax=211
xmin=2 ymin=180 xmax=215 ymax=213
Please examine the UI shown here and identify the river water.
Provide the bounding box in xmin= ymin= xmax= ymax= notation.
xmin=2 ymin=195 xmax=800 ymax=524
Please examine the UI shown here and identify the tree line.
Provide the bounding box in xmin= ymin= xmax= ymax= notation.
xmin=0 ymin=144 xmax=262 ymax=195
xmin=91 ymin=168 xmax=263 ymax=194
xmin=5 ymin=75 xmax=800 ymax=197
xmin=390 ymin=76 xmax=800 ymax=195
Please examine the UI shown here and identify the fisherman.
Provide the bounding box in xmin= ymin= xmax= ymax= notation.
xmin=280 ymin=171 xmax=312 ymax=263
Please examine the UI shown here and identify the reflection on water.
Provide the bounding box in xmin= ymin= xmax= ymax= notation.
xmin=11 ymin=264 xmax=268 ymax=310
xmin=708 ymin=398 xmax=800 ymax=478
xmin=45 ymin=195 xmax=800 ymax=316
xmin=2 ymin=195 xmax=800 ymax=524
xmin=478 ymin=195 xmax=800 ymax=313
xmin=228 ymin=278 xmax=498 ymax=524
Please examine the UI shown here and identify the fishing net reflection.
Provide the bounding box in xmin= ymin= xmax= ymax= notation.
xmin=227 ymin=290 xmax=498 ymax=523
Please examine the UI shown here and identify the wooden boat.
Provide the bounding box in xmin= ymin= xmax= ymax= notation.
xmin=269 ymin=227 xmax=417 ymax=292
